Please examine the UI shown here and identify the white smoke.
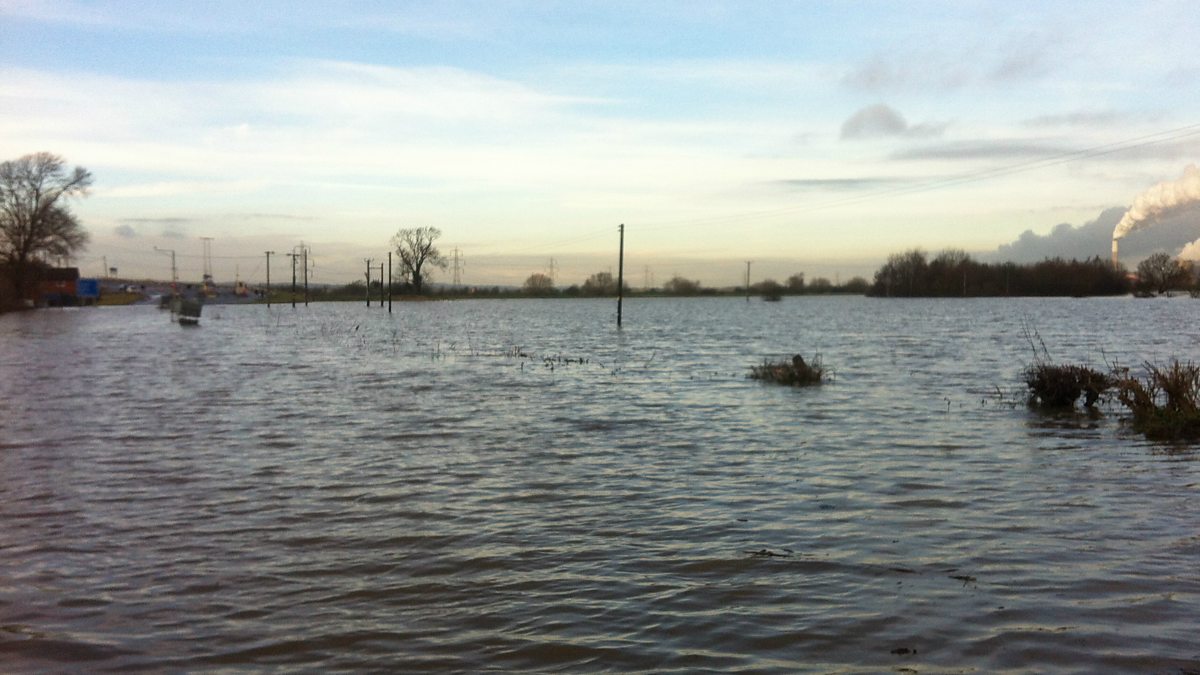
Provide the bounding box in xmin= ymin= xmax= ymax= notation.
xmin=1112 ymin=164 xmax=1200 ymax=240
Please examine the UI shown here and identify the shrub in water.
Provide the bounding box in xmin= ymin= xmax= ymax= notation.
xmin=1023 ymin=363 xmax=1113 ymax=408
xmin=750 ymin=354 xmax=826 ymax=386
xmin=1115 ymin=360 xmax=1200 ymax=440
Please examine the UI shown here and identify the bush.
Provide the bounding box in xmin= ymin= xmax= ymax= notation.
xmin=1115 ymin=361 xmax=1200 ymax=440
xmin=1024 ymin=363 xmax=1113 ymax=408
xmin=750 ymin=354 xmax=827 ymax=386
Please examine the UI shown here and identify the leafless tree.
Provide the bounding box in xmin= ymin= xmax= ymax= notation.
xmin=786 ymin=272 xmax=805 ymax=292
xmin=523 ymin=272 xmax=554 ymax=295
xmin=581 ymin=271 xmax=617 ymax=296
xmin=0 ymin=152 xmax=92 ymax=299
xmin=1136 ymin=252 xmax=1190 ymax=295
xmin=390 ymin=226 xmax=446 ymax=294
xmin=663 ymin=275 xmax=701 ymax=295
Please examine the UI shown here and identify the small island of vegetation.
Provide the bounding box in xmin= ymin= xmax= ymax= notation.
xmin=749 ymin=354 xmax=828 ymax=386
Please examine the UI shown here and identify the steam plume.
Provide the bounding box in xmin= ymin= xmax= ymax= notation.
xmin=1179 ymin=238 xmax=1200 ymax=260
xmin=1112 ymin=164 xmax=1200 ymax=240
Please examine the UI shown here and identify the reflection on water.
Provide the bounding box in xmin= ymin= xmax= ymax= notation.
xmin=1 ymin=297 xmax=1198 ymax=672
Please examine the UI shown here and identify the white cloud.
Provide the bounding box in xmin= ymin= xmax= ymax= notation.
xmin=260 ymin=60 xmax=605 ymax=124
xmin=103 ymin=179 xmax=270 ymax=199
xmin=0 ymin=0 xmax=119 ymax=26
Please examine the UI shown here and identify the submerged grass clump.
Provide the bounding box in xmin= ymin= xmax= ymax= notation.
xmin=1023 ymin=363 xmax=1114 ymax=408
xmin=750 ymin=354 xmax=827 ymax=386
xmin=1018 ymin=321 xmax=1200 ymax=440
xmin=1115 ymin=360 xmax=1200 ymax=440
xmin=1020 ymin=322 xmax=1113 ymax=409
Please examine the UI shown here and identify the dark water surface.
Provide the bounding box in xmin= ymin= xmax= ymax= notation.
xmin=1 ymin=297 xmax=1197 ymax=673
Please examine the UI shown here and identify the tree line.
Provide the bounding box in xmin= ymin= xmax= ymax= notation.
xmin=868 ymin=248 xmax=1133 ymax=297
xmin=521 ymin=270 xmax=869 ymax=297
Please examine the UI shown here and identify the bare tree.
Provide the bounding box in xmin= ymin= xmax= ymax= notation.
xmin=390 ymin=226 xmax=446 ymax=294
xmin=582 ymin=271 xmax=612 ymax=295
xmin=523 ymin=272 xmax=554 ymax=296
xmin=786 ymin=272 xmax=805 ymax=292
xmin=0 ymin=152 xmax=92 ymax=300
xmin=581 ymin=271 xmax=628 ymax=296
xmin=663 ymin=275 xmax=701 ymax=295
xmin=1136 ymin=252 xmax=1190 ymax=295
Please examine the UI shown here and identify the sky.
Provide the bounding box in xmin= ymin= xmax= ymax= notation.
xmin=3 ymin=0 xmax=1200 ymax=287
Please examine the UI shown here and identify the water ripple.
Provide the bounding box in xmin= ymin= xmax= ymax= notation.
xmin=1 ymin=298 xmax=1198 ymax=672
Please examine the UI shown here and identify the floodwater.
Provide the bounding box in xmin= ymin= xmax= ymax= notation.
xmin=1 ymin=296 xmax=1197 ymax=673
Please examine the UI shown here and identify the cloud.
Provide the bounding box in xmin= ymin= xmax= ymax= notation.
xmin=1021 ymin=111 xmax=1123 ymax=128
xmin=1179 ymin=239 xmax=1200 ymax=260
xmin=1165 ymin=66 xmax=1200 ymax=87
xmin=840 ymin=104 xmax=946 ymax=140
xmin=891 ymin=141 xmax=1069 ymax=161
xmin=770 ymin=177 xmax=907 ymax=192
xmin=842 ymin=56 xmax=968 ymax=92
xmin=224 ymin=212 xmax=317 ymax=222
xmin=112 ymin=216 xmax=193 ymax=240
xmin=843 ymin=33 xmax=1060 ymax=94
xmin=264 ymin=60 xmax=602 ymax=124
xmin=988 ymin=35 xmax=1055 ymax=82
xmin=120 ymin=217 xmax=192 ymax=224
xmin=892 ymin=134 xmax=1200 ymax=164
xmin=988 ymin=205 xmax=1200 ymax=263
xmin=326 ymin=10 xmax=484 ymax=40
xmin=0 ymin=0 xmax=119 ymax=26
xmin=104 ymin=180 xmax=270 ymax=199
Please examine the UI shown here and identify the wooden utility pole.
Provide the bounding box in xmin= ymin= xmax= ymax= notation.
xmin=265 ymin=251 xmax=273 ymax=307
xmin=388 ymin=251 xmax=392 ymax=313
xmin=287 ymin=253 xmax=298 ymax=308
xmin=745 ymin=261 xmax=752 ymax=302
xmin=379 ymin=262 xmax=384 ymax=307
xmin=302 ymin=244 xmax=309 ymax=307
xmin=617 ymin=224 xmax=625 ymax=327
xmin=364 ymin=258 xmax=372 ymax=307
